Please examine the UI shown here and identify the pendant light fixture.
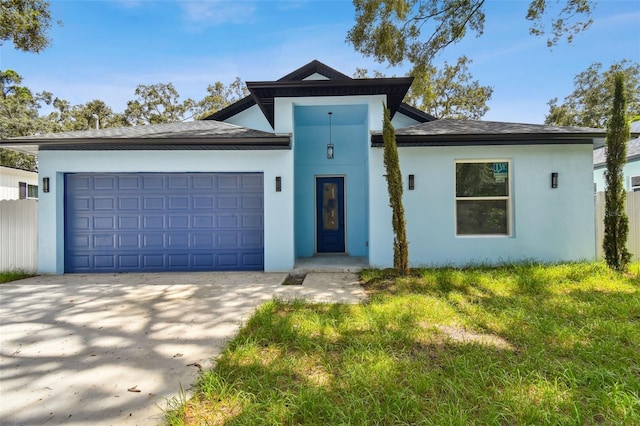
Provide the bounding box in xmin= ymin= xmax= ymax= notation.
xmin=326 ymin=111 xmax=334 ymax=159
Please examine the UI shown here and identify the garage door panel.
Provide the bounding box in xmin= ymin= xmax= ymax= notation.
xmin=193 ymin=196 xmax=214 ymax=209
xmin=118 ymin=176 xmax=140 ymax=190
xmin=94 ymin=217 xmax=115 ymax=230
xmin=94 ymin=255 xmax=115 ymax=268
xmin=193 ymin=176 xmax=215 ymax=189
xmin=118 ymin=216 xmax=139 ymax=229
xmin=143 ymin=197 xmax=164 ymax=209
xmin=119 ymin=255 xmax=139 ymax=268
xmin=143 ymin=176 xmax=164 ymax=189
xmin=72 ymin=197 xmax=91 ymax=210
xmin=143 ymin=254 xmax=164 ymax=268
xmin=193 ymin=233 xmax=214 ymax=247
xmin=94 ymin=234 xmax=114 ymax=248
xmin=242 ymin=195 xmax=263 ymax=209
xmin=94 ymin=177 xmax=116 ymax=190
xmin=243 ymin=232 xmax=263 ymax=246
xmin=65 ymin=173 xmax=264 ymax=272
xmin=168 ymin=215 xmax=189 ymax=228
xmin=119 ymin=197 xmax=140 ymax=210
xmin=242 ymin=175 xmax=263 ymax=189
xmin=143 ymin=216 xmax=164 ymax=229
xmin=118 ymin=234 xmax=139 ymax=248
xmin=218 ymin=196 xmax=239 ymax=209
xmin=242 ymin=214 xmax=263 ymax=228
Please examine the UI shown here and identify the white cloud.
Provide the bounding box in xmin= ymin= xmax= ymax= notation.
xmin=179 ymin=1 xmax=257 ymax=28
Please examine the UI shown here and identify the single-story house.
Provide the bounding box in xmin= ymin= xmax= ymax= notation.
xmin=594 ymin=136 xmax=640 ymax=192
xmin=2 ymin=60 xmax=607 ymax=274
xmin=0 ymin=164 xmax=39 ymax=200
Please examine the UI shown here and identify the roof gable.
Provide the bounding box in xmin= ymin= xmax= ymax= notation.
xmin=277 ymin=60 xmax=351 ymax=82
xmin=205 ymin=60 xmax=434 ymax=127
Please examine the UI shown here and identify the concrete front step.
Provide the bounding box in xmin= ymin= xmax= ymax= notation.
xmin=292 ymin=256 xmax=369 ymax=274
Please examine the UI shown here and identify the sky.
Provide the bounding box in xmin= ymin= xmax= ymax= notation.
xmin=1 ymin=0 xmax=639 ymax=125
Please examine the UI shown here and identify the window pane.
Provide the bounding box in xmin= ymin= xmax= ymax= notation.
xmin=28 ymin=184 xmax=38 ymax=198
xmin=456 ymin=200 xmax=508 ymax=235
xmin=18 ymin=182 xmax=27 ymax=199
xmin=456 ymin=162 xmax=509 ymax=197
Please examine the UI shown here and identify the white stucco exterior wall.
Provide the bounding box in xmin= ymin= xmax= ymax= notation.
xmin=369 ymin=143 xmax=596 ymax=267
xmin=391 ymin=113 xmax=421 ymax=129
xmin=37 ymin=149 xmax=294 ymax=274
xmin=224 ymin=104 xmax=274 ymax=132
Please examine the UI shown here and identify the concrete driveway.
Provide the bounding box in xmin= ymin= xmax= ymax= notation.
xmin=0 ymin=272 xmax=365 ymax=425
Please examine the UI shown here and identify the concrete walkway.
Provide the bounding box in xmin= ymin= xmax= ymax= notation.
xmin=0 ymin=272 xmax=366 ymax=426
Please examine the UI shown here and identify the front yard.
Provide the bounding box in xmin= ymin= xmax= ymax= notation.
xmin=166 ymin=262 xmax=640 ymax=425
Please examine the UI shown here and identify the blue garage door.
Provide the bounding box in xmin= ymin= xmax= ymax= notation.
xmin=65 ymin=173 xmax=264 ymax=272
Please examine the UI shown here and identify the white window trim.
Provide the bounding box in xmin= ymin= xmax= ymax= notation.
xmin=454 ymin=159 xmax=512 ymax=238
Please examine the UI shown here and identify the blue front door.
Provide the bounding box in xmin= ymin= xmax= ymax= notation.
xmin=316 ymin=177 xmax=345 ymax=253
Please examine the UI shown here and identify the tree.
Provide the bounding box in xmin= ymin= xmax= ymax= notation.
xmin=48 ymin=98 xmax=125 ymax=131
xmin=355 ymin=56 xmax=493 ymax=119
xmin=407 ymin=56 xmax=492 ymax=119
xmin=0 ymin=69 xmax=51 ymax=138
xmin=0 ymin=147 xmax=37 ymax=171
xmin=123 ymin=83 xmax=194 ymax=125
xmin=603 ymin=73 xmax=631 ymax=271
xmin=383 ymin=104 xmax=409 ymax=275
xmin=194 ymin=77 xmax=248 ymax=119
xmin=347 ymin=0 xmax=595 ymax=70
xmin=0 ymin=0 xmax=59 ymax=53
xmin=545 ymin=60 xmax=640 ymax=128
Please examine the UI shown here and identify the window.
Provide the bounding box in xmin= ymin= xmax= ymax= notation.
xmin=18 ymin=182 xmax=38 ymax=199
xmin=28 ymin=184 xmax=38 ymax=198
xmin=455 ymin=160 xmax=511 ymax=236
xmin=632 ymin=176 xmax=640 ymax=192
xmin=18 ymin=182 xmax=27 ymax=199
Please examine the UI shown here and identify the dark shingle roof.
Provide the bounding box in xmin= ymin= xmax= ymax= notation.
xmin=2 ymin=120 xmax=290 ymax=151
xmin=371 ymin=119 xmax=607 ymax=146
xmin=594 ymin=137 xmax=640 ymax=167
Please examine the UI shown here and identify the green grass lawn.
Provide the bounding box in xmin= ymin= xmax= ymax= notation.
xmin=166 ymin=262 xmax=640 ymax=425
xmin=0 ymin=270 xmax=35 ymax=283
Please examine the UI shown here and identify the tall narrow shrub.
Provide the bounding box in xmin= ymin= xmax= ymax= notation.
xmin=603 ymin=73 xmax=631 ymax=270
xmin=382 ymin=105 xmax=409 ymax=275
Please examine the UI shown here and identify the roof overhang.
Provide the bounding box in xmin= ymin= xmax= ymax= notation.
xmin=371 ymin=119 xmax=608 ymax=147
xmin=1 ymin=120 xmax=292 ymax=153
xmin=370 ymin=133 xmax=601 ymax=147
xmin=1 ymin=136 xmax=291 ymax=152
xmin=246 ymin=78 xmax=414 ymax=128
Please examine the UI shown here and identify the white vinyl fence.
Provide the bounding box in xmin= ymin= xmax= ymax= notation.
xmin=0 ymin=200 xmax=38 ymax=271
xmin=595 ymin=191 xmax=640 ymax=261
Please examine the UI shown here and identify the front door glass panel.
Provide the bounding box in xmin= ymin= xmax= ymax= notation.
xmin=323 ymin=183 xmax=338 ymax=231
